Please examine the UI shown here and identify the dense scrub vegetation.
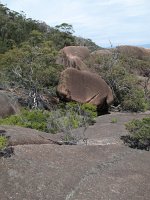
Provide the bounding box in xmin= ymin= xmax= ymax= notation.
xmin=0 ymin=131 xmax=14 ymax=157
xmin=121 ymin=117 xmax=150 ymax=150
xmin=0 ymin=103 xmax=96 ymax=131
xmin=0 ymin=103 xmax=97 ymax=142
xmin=0 ymin=133 xmax=8 ymax=151
xmin=86 ymin=48 xmax=150 ymax=112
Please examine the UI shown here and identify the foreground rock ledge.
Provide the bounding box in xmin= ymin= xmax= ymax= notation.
xmin=0 ymin=112 xmax=150 ymax=200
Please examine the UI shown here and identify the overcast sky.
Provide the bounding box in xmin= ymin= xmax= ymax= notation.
xmin=1 ymin=0 xmax=150 ymax=47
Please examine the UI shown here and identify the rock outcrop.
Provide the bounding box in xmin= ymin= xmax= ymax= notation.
xmin=0 ymin=126 xmax=60 ymax=146
xmin=0 ymin=92 xmax=20 ymax=118
xmin=56 ymin=46 xmax=90 ymax=70
xmin=57 ymin=68 xmax=114 ymax=109
xmin=91 ymin=49 xmax=112 ymax=56
xmin=116 ymin=45 xmax=150 ymax=59
xmin=0 ymin=112 xmax=150 ymax=200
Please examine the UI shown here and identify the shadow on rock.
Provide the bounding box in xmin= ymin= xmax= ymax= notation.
xmin=0 ymin=146 xmax=14 ymax=158
xmin=121 ymin=135 xmax=150 ymax=151
xmin=0 ymin=130 xmax=14 ymax=158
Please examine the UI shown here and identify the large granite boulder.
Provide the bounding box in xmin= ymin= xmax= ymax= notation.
xmin=0 ymin=92 xmax=20 ymax=118
xmin=116 ymin=45 xmax=150 ymax=59
xmin=91 ymin=49 xmax=112 ymax=56
xmin=57 ymin=68 xmax=113 ymax=109
xmin=56 ymin=46 xmax=90 ymax=70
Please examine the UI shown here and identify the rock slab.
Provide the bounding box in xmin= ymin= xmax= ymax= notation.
xmin=0 ymin=92 xmax=20 ymax=118
xmin=0 ymin=112 xmax=150 ymax=200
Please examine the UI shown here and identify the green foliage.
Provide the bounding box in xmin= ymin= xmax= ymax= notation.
xmin=47 ymin=102 xmax=97 ymax=142
xmin=47 ymin=102 xmax=97 ymax=134
xmin=103 ymin=65 xmax=147 ymax=111
xmin=111 ymin=118 xmax=118 ymax=123
xmin=0 ymin=3 xmax=100 ymax=53
xmin=0 ymin=109 xmax=50 ymax=132
xmin=0 ymin=135 xmax=8 ymax=150
xmin=55 ymin=23 xmax=74 ymax=34
xmin=125 ymin=117 xmax=150 ymax=142
xmin=0 ymin=4 xmax=44 ymax=53
xmin=0 ymin=102 xmax=97 ymax=135
xmin=65 ymin=102 xmax=97 ymax=121
xmin=80 ymin=103 xmax=97 ymax=119
xmin=0 ymin=3 xmax=101 ymax=96
xmin=47 ymin=109 xmax=82 ymax=134
xmin=0 ymin=41 xmax=63 ymax=89
xmin=29 ymin=30 xmax=44 ymax=46
xmin=121 ymin=89 xmax=148 ymax=112
xmin=87 ymin=50 xmax=149 ymax=112
xmin=48 ymin=26 xmax=75 ymax=50
xmin=119 ymin=54 xmax=150 ymax=77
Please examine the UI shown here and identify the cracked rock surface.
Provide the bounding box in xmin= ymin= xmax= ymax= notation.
xmin=0 ymin=112 xmax=150 ymax=200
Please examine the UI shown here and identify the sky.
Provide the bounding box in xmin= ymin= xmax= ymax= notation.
xmin=1 ymin=0 xmax=150 ymax=47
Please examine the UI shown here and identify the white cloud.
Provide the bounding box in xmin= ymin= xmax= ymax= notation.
xmin=1 ymin=0 xmax=150 ymax=47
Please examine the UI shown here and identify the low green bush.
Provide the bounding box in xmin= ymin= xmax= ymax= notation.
xmin=65 ymin=102 xmax=97 ymax=122
xmin=47 ymin=102 xmax=97 ymax=135
xmin=111 ymin=118 xmax=118 ymax=123
xmin=0 ymin=109 xmax=50 ymax=132
xmin=87 ymin=51 xmax=150 ymax=112
xmin=123 ymin=117 xmax=150 ymax=150
xmin=80 ymin=103 xmax=97 ymax=119
xmin=0 ymin=135 xmax=8 ymax=151
xmin=0 ymin=102 xmax=97 ymax=136
xmin=121 ymin=89 xmax=148 ymax=112
xmin=125 ymin=117 xmax=150 ymax=142
xmin=47 ymin=109 xmax=84 ymax=138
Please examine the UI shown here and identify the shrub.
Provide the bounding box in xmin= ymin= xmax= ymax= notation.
xmin=47 ymin=109 xmax=84 ymax=142
xmin=86 ymin=50 xmax=149 ymax=112
xmin=0 ymin=109 xmax=50 ymax=132
xmin=0 ymin=102 xmax=97 ymax=138
xmin=80 ymin=103 xmax=97 ymax=119
xmin=121 ymin=89 xmax=148 ymax=112
xmin=123 ymin=117 xmax=150 ymax=150
xmin=0 ymin=134 xmax=8 ymax=151
xmin=47 ymin=102 xmax=97 ymax=142
xmin=125 ymin=117 xmax=150 ymax=141
xmin=65 ymin=102 xmax=97 ymax=122
xmin=111 ymin=118 xmax=118 ymax=123
xmin=102 ymin=64 xmax=148 ymax=112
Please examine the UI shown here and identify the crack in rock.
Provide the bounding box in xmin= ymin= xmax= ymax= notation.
xmin=77 ymin=138 xmax=120 ymax=146
xmin=65 ymin=150 xmax=132 ymax=200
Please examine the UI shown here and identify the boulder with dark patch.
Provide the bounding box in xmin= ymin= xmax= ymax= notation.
xmin=57 ymin=68 xmax=113 ymax=110
xmin=56 ymin=46 xmax=90 ymax=70
xmin=0 ymin=92 xmax=20 ymax=118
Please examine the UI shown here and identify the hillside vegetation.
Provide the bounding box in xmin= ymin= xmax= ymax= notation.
xmin=0 ymin=3 xmax=100 ymax=92
xmin=86 ymin=46 xmax=150 ymax=111
xmin=0 ymin=4 xmax=150 ymax=136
